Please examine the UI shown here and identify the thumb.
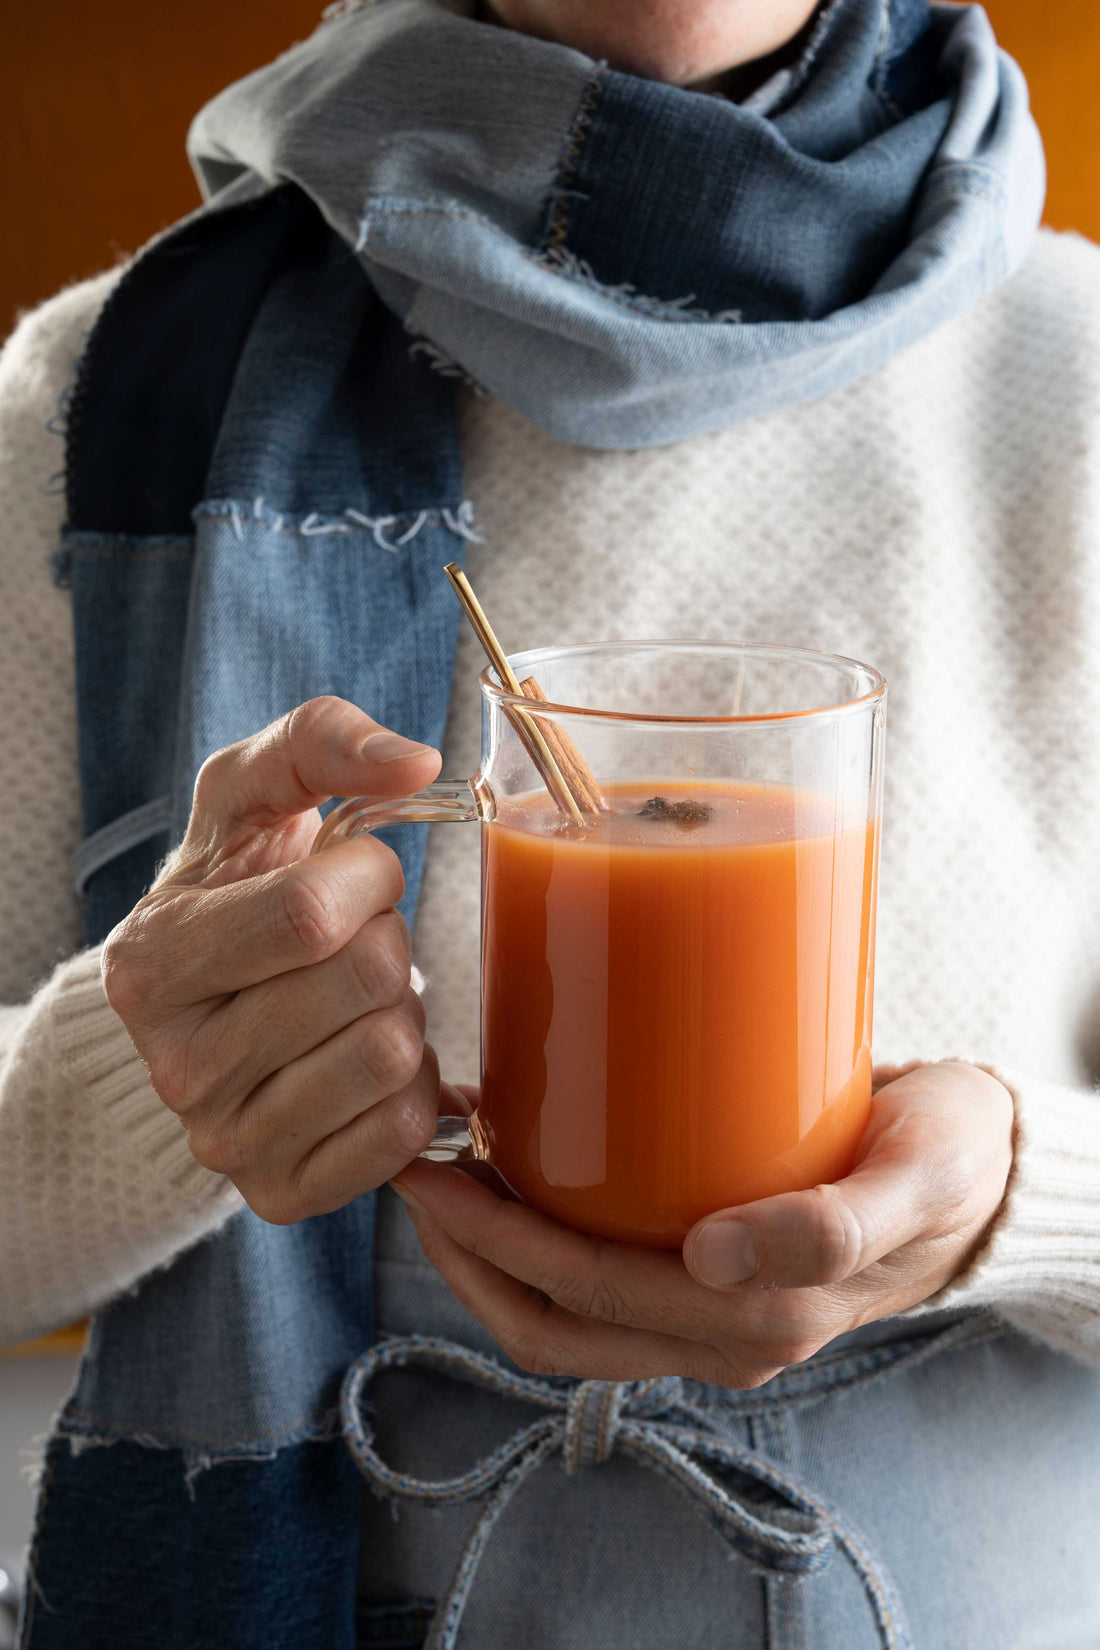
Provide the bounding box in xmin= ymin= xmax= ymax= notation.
xmin=191 ymin=696 xmax=442 ymax=834
xmin=683 ymin=1128 xmax=934 ymax=1292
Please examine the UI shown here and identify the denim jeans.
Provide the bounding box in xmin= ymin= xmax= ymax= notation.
xmin=359 ymin=1187 xmax=1100 ymax=1649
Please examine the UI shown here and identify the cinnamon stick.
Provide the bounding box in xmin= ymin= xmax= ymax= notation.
xmin=444 ymin=563 xmax=601 ymax=825
xmin=518 ymin=677 xmax=607 ymax=815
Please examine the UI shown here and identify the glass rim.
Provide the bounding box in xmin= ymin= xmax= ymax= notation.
xmin=479 ymin=639 xmax=888 ymax=728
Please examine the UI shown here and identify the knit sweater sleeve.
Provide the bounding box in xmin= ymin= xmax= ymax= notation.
xmin=0 ymin=949 xmax=242 ymax=1346
xmin=0 ymin=278 xmax=242 ymax=1349
xmin=891 ymin=1062 xmax=1100 ymax=1365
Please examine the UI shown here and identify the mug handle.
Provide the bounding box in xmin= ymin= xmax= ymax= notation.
xmin=312 ymin=780 xmax=485 ymax=1163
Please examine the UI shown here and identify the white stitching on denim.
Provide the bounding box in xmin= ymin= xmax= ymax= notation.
xmin=194 ymin=497 xmax=484 ymax=548
xmin=344 ymin=508 xmax=398 ymax=551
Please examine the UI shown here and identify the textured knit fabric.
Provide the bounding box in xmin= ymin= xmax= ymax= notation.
xmin=3 ymin=231 xmax=1100 ymax=1357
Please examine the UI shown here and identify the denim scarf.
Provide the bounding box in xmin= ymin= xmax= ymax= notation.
xmin=25 ymin=4 xmax=1043 ymax=1647
xmin=189 ymin=0 xmax=1044 ymax=447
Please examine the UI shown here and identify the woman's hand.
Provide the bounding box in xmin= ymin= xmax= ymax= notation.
xmin=392 ymin=1062 xmax=1014 ymax=1388
xmin=102 ymin=696 xmax=453 ymax=1223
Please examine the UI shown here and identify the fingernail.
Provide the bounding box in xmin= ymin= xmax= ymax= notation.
xmin=363 ymin=731 xmax=433 ymax=763
xmin=692 ymin=1221 xmax=758 ymax=1289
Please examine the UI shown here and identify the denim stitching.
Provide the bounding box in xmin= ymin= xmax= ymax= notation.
xmin=192 ymin=497 xmax=484 ymax=549
xmin=544 ymin=66 xmax=610 ymax=254
xmin=359 ymin=193 xmax=746 ymax=326
xmin=57 ymin=1401 xmax=342 ymax=1454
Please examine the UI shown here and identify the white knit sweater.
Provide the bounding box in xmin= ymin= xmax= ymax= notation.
xmin=3 ymin=233 xmax=1100 ymax=1359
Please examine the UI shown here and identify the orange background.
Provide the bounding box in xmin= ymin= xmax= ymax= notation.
xmin=2 ymin=0 xmax=1099 ymax=340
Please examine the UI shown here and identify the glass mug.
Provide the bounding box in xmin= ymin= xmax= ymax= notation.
xmin=315 ymin=641 xmax=887 ymax=1247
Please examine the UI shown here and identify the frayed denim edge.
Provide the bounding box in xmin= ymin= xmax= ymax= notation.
xmin=51 ymin=1405 xmax=347 ymax=1500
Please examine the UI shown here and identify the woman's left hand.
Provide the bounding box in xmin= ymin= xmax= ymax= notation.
xmin=392 ymin=1061 xmax=1014 ymax=1389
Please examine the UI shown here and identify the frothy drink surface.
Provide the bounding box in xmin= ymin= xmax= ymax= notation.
xmin=479 ymin=783 xmax=879 ymax=1246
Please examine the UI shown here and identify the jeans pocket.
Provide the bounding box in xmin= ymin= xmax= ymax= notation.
xmin=356 ymin=1596 xmax=435 ymax=1649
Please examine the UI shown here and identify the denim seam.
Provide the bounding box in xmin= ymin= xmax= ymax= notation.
xmin=59 ymin=534 xmax=194 ymax=555
xmin=543 ymin=64 xmax=609 ymax=254
xmin=925 ymin=161 xmax=1008 ymax=204
xmin=358 ymin=192 xmax=747 ymax=325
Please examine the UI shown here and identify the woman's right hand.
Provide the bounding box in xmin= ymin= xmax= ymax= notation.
xmin=101 ymin=697 xmax=449 ymax=1224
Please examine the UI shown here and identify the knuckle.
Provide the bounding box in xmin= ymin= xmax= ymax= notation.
xmin=389 ymin=1091 xmax=438 ymax=1157
xmin=247 ymin=1185 xmax=316 ymax=1227
xmin=546 ymin=1267 xmax=631 ymax=1326
xmin=185 ymin=1120 xmax=246 ymax=1179
xmin=192 ymin=742 xmax=243 ymax=811
xmin=766 ymin=1336 xmax=820 ymax=1370
xmin=285 ymin=695 xmax=344 ymax=747
xmin=362 ymin=839 xmax=407 ymax=910
xmin=351 ymin=913 xmax=412 ymax=1007
xmin=279 ymin=868 xmax=347 ymax=961
xmin=100 ymin=931 xmax=143 ymax=1019
xmin=717 ymin=1360 xmax=779 ymax=1392
xmin=360 ymin=1006 xmax=423 ymax=1093
xmin=501 ymin=1327 xmax=570 ymax=1379
xmin=924 ymin=1137 xmax=985 ymax=1222
xmin=511 ymin=1343 xmax=561 ymax=1378
xmin=804 ymin=1183 xmax=865 ymax=1283
xmin=101 ymin=910 xmax=161 ymax=1020
xmin=149 ymin=1059 xmax=193 ymax=1116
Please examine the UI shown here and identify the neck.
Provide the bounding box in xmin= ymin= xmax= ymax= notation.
xmin=692 ymin=9 xmax=822 ymax=99
xmin=474 ymin=2 xmax=824 ymax=96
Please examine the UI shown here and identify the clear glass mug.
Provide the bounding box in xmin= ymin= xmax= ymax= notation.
xmin=315 ymin=640 xmax=887 ymax=1247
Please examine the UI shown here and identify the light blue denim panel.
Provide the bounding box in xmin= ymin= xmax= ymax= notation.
xmin=361 ymin=1190 xmax=1100 ymax=1649
xmin=60 ymin=1197 xmax=378 ymax=1469
xmin=189 ymin=0 xmax=593 ymax=244
xmin=169 ymin=506 xmax=466 ymax=920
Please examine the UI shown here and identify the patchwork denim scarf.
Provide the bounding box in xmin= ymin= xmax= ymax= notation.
xmin=24 ymin=3 xmax=1043 ymax=1647
xmin=190 ymin=0 xmax=1044 ymax=447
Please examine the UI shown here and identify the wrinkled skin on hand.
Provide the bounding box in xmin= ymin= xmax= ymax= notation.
xmin=102 ymin=696 xmax=460 ymax=1224
xmin=393 ymin=1062 xmax=1015 ymax=1389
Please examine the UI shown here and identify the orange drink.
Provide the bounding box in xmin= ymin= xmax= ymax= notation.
xmin=479 ymin=784 xmax=878 ymax=1245
xmin=317 ymin=640 xmax=887 ymax=1246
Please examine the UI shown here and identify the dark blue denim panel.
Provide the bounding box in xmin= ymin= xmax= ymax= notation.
xmin=65 ymin=188 xmax=313 ymax=537
xmin=554 ymin=6 xmax=951 ymax=325
xmin=63 ymin=533 xmax=193 ymax=940
xmin=20 ymin=1436 xmax=362 ymax=1650
xmin=203 ymin=227 xmax=462 ymax=516
xmin=878 ymin=0 xmax=942 ymax=117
